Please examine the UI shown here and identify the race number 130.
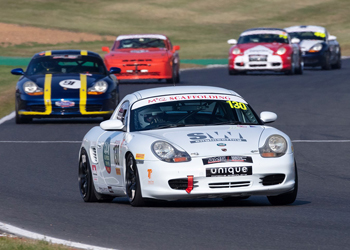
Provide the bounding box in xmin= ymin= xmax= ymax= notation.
xmin=226 ymin=101 xmax=247 ymax=110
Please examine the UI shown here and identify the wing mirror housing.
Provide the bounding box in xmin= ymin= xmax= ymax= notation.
xmin=291 ymin=38 xmax=300 ymax=44
xmin=100 ymin=119 xmax=124 ymax=131
xmin=109 ymin=67 xmax=121 ymax=74
xmin=173 ymin=45 xmax=180 ymax=52
xmin=102 ymin=46 xmax=110 ymax=53
xmin=227 ymin=39 xmax=237 ymax=45
xmin=260 ymin=111 xmax=277 ymax=123
xmin=11 ymin=68 xmax=24 ymax=75
xmin=328 ymin=35 xmax=337 ymax=41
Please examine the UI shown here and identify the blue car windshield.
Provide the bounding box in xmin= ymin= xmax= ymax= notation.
xmin=26 ymin=55 xmax=107 ymax=75
xmin=288 ymin=31 xmax=326 ymax=41
xmin=130 ymin=100 xmax=261 ymax=132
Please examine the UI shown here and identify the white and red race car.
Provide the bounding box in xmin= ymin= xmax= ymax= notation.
xmin=228 ymin=28 xmax=303 ymax=75
xmin=78 ymin=86 xmax=297 ymax=206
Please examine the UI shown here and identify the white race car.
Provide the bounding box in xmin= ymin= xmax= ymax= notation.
xmin=78 ymin=86 xmax=297 ymax=206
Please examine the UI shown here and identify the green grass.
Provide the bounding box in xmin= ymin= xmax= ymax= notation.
xmin=0 ymin=66 xmax=19 ymax=118
xmin=0 ymin=236 xmax=73 ymax=250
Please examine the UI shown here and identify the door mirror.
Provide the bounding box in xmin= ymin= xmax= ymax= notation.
xmin=11 ymin=68 xmax=24 ymax=75
xmin=291 ymin=38 xmax=300 ymax=44
xmin=173 ymin=45 xmax=180 ymax=52
xmin=227 ymin=39 xmax=237 ymax=45
xmin=100 ymin=119 xmax=124 ymax=131
xmin=328 ymin=35 xmax=337 ymax=41
xmin=109 ymin=67 xmax=121 ymax=74
xmin=102 ymin=46 xmax=110 ymax=53
xmin=260 ymin=111 xmax=277 ymax=123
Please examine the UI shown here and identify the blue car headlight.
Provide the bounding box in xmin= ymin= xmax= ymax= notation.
xmin=309 ymin=43 xmax=323 ymax=53
xmin=88 ymin=80 xmax=108 ymax=95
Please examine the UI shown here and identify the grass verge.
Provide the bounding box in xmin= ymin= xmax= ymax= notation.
xmin=0 ymin=235 xmax=73 ymax=250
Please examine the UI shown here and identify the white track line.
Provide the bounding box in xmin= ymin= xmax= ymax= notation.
xmin=0 ymin=222 xmax=116 ymax=250
xmin=0 ymin=111 xmax=15 ymax=125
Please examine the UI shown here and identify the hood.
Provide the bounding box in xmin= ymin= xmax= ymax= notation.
xmin=27 ymin=74 xmax=106 ymax=99
xmin=299 ymin=40 xmax=323 ymax=52
xmin=236 ymin=43 xmax=284 ymax=55
xmin=140 ymin=125 xmax=265 ymax=157
xmin=107 ymin=48 xmax=169 ymax=60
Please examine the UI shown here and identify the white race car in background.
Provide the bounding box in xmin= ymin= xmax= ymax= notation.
xmin=79 ymin=86 xmax=298 ymax=206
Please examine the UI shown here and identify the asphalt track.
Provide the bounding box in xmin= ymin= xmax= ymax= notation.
xmin=1 ymin=61 xmax=350 ymax=250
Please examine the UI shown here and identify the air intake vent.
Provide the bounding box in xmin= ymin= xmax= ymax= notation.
xmin=260 ymin=174 xmax=285 ymax=186
xmin=90 ymin=147 xmax=98 ymax=163
xmin=209 ymin=181 xmax=250 ymax=189
xmin=168 ymin=178 xmax=198 ymax=190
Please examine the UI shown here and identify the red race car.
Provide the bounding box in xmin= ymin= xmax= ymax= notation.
xmin=102 ymin=34 xmax=180 ymax=83
xmin=227 ymin=28 xmax=303 ymax=75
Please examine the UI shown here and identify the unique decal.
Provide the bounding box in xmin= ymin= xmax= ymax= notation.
xmin=91 ymin=164 xmax=97 ymax=175
xmin=202 ymin=155 xmax=253 ymax=165
xmin=136 ymin=154 xmax=145 ymax=160
xmin=59 ymin=79 xmax=81 ymax=89
xmin=103 ymin=137 xmax=112 ymax=174
xmin=147 ymin=169 xmax=152 ymax=179
xmin=187 ymin=132 xmax=247 ymax=144
xmin=217 ymin=143 xmax=226 ymax=147
xmin=206 ymin=166 xmax=252 ymax=177
xmin=55 ymin=99 xmax=75 ymax=108
xmin=115 ymin=168 xmax=121 ymax=176
xmin=226 ymin=101 xmax=247 ymax=110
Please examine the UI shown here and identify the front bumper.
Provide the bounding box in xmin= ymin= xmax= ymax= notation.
xmin=302 ymin=52 xmax=324 ymax=67
xmin=137 ymin=154 xmax=295 ymax=201
xmin=229 ymin=54 xmax=291 ymax=72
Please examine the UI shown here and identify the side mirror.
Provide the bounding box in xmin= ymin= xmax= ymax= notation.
xmin=328 ymin=35 xmax=337 ymax=41
xmin=109 ymin=67 xmax=121 ymax=74
xmin=11 ymin=68 xmax=24 ymax=75
xmin=227 ymin=39 xmax=237 ymax=45
xmin=291 ymin=38 xmax=300 ymax=44
xmin=260 ymin=111 xmax=277 ymax=123
xmin=173 ymin=45 xmax=180 ymax=52
xmin=102 ymin=46 xmax=110 ymax=53
xmin=100 ymin=119 xmax=124 ymax=131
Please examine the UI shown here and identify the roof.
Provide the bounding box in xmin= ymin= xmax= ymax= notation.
xmin=33 ymin=50 xmax=101 ymax=59
xmin=284 ymin=25 xmax=326 ymax=33
xmin=240 ymin=28 xmax=288 ymax=36
xmin=116 ymin=34 xmax=168 ymax=41
xmin=133 ymin=86 xmax=241 ymax=100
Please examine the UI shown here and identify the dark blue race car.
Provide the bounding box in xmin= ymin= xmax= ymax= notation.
xmin=11 ymin=50 xmax=121 ymax=123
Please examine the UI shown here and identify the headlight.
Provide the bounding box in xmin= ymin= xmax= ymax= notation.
xmin=88 ymin=80 xmax=108 ymax=95
xmin=276 ymin=47 xmax=286 ymax=55
xmin=309 ymin=43 xmax=322 ymax=52
xmin=232 ymin=48 xmax=241 ymax=55
xmin=152 ymin=141 xmax=191 ymax=163
xmin=259 ymin=135 xmax=287 ymax=158
xmin=23 ymin=81 xmax=43 ymax=95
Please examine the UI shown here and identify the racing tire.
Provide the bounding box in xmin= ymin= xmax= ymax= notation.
xmin=222 ymin=196 xmax=250 ymax=202
xmin=15 ymin=99 xmax=32 ymax=124
xmin=295 ymin=58 xmax=304 ymax=75
xmin=228 ymin=69 xmax=240 ymax=75
xmin=78 ymin=149 xmax=114 ymax=202
xmin=166 ymin=64 xmax=180 ymax=84
xmin=125 ymin=153 xmax=145 ymax=206
xmin=285 ymin=59 xmax=295 ymax=75
xmin=322 ymin=53 xmax=331 ymax=70
xmin=267 ymin=162 xmax=298 ymax=206
xmin=331 ymin=53 xmax=342 ymax=69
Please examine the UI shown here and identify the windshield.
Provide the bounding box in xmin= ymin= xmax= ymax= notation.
xmin=117 ymin=38 xmax=166 ymax=49
xmin=238 ymin=34 xmax=289 ymax=44
xmin=288 ymin=31 xmax=326 ymax=41
xmin=130 ymin=100 xmax=261 ymax=132
xmin=26 ymin=55 xmax=107 ymax=76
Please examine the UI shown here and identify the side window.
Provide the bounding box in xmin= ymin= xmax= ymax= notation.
xmin=117 ymin=101 xmax=129 ymax=125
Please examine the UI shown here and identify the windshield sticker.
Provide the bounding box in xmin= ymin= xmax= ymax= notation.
xmin=279 ymin=34 xmax=288 ymax=39
xmin=59 ymin=79 xmax=81 ymax=89
xmin=187 ymin=132 xmax=247 ymax=144
xmin=314 ymin=32 xmax=326 ymax=38
xmin=133 ymin=94 xmax=246 ymax=110
xmin=226 ymin=101 xmax=247 ymax=110
xmin=203 ymin=155 xmax=253 ymax=165
xmin=117 ymin=34 xmax=167 ymax=41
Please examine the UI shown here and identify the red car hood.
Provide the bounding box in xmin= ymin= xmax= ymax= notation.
xmin=236 ymin=43 xmax=286 ymax=55
xmin=106 ymin=48 xmax=169 ymax=60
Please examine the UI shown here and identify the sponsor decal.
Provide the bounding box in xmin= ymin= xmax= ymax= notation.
xmin=59 ymin=79 xmax=81 ymax=89
xmin=103 ymin=137 xmax=112 ymax=174
xmin=136 ymin=154 xmax=145 ymax=160
xmin=202 ymin=155 xmax=253 ymax=165
xmin=53 ymin=55 xmax=78 ymax=59
xmin=147 ymin=169 xmax=152 ymax=179
xmin=55 ymin=99 xmax=75 ymax=108
xmin=130 ymin=50 xmax=149 ymax=53
xmin=115 ymin=168 xmax=121 ymax=176
xmin=187 ymin=132 xmax=247 ymax=144
xmin=206 ymin=166 xmax=252 ymax=177
xmin=91 ymin=164 xmax=97 ymax=175
xmin=148 ymin=95 xmax=232 ymax=104
xmin=136 ymin=160 xmax=144 ymax=164
xmin=217 ymin=143 xmax=226 ymax=147
xmin=191 ymin=152 xmax=199 ymax=156
xmin=221 ymin=148 xmax=227 ymax=152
